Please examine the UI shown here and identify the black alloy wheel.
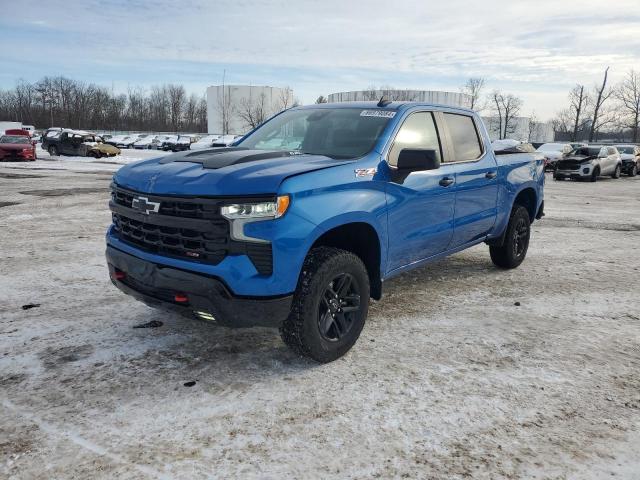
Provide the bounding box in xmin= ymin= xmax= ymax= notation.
xmin=318 ymin=273 xmax=361 ymax=342
xmin=512 ymin=217 xmax=530 ymax=259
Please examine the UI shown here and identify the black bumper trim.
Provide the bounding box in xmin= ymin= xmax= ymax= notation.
xmin=106 ymin=246 xmax=292 ymax=328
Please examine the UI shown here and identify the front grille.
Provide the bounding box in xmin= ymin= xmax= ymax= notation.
xmin=556 ymin=160 xmax=582 ymax=170
xmin=110 ymin=185 xmax=274 ymax=275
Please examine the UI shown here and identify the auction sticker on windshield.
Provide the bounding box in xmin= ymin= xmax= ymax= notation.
xmin=360 ymin=110 xmax=396 ymax=118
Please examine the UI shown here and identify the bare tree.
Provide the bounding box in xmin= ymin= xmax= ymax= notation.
xmin=461 ymin=77 xmax=486 ymax=111
xmin=552 ymin=109 xmax=573 ymax=137
xmin=167 ymin=84 xmax=186 ymax=132
xmin=315 ymin=96 xmax=328 ymax=104
xmin=568 ymin=84 xmax=590 ymax=142
xmin=217 ymin=85 xmax=234 ymax=134
xmin=588 ymin=67 xmax=612 ymax=142
xmin=490 ymin=90 xmax=522 ymax=139
xmin=615 ymin=70 xmax=640 ymax=143
xmin=527 ymin=111 xmax=540 ymax=142
xmin=277 ymin=87 xmax=294 ymax=111
xmin=238 ymin=92 xmax=269 ymax=130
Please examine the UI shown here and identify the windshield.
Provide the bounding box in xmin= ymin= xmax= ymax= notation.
xmin=0 ymin=135 xmax=30 ymax=144
xmin=237 ymin=107 xmax=393 ymax=159
xmin=617 ymin=146 xmax=634 ymax=154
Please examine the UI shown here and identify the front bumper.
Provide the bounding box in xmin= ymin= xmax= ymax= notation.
xmin=622 ymin=161 xmax=637 ymax=173
xmin=555 ymin=167 xmax=591 ymax=179
xmin=106 ymin=246 xmax=292 ymax=328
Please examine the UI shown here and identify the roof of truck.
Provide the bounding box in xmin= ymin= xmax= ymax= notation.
xmin=294 ymin=101 xmax=475 ymax=114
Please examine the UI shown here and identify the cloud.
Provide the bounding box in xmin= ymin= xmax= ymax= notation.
xmin=0 ymin=0 xmax=639 ymax=119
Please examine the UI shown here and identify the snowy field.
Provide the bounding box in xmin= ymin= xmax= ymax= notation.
xmin=1 ymin=155 xmax=639 ymax=479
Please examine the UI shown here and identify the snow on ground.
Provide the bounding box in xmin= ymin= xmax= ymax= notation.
xmin=0 ymin=159 xmax=639 ymax=479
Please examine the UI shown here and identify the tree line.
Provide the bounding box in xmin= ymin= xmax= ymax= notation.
xmin=552 ymin=68 xmax=640 ymax=143
xmin=0 ymin=76 xmax=208 ymax=132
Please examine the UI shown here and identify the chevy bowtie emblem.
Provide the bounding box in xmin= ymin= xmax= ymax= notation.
xmin=131 ymin=196 xmax=160 ymax=215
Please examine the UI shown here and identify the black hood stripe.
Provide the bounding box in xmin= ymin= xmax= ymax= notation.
xmin=158 ymin=147 xmax=298 ymax=169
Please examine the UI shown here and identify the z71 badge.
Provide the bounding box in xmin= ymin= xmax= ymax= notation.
xmin=355 ymin=167 xmax=377 ymax=177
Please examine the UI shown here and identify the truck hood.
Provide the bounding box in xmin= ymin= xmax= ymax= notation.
xmin=113 ymin=147 xmax=351 ymax=195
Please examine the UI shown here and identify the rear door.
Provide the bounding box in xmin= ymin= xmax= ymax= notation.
xmin=385 ymin=110 xmax=457 ymax=272
xmin=439 ymin=112 xmax=499 ymax=248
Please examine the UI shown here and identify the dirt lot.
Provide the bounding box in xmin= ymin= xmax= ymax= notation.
xmin=1 ymin=155 xmax=639 ymax=479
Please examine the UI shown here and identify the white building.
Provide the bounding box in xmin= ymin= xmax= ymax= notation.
xmin=327 ymin=89 xmax=471 ymax=108
xmin=206 ymin=85 xmax=295 ymax=135
xmin=481 ymin=116 xmax=554 ymax=143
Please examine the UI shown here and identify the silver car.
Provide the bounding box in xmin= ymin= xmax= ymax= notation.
xmin=554 ymin=145 xmax=622 ymax=182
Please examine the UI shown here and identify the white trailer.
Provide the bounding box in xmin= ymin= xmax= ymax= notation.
xmin=0 ymin=121 xmax=23 ymax=134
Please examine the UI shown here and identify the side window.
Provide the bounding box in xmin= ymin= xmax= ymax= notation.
xmin=443 ymin=113 xmax=482 ymax=161
xmin=388 ymin=112 xmax=441 ymax=167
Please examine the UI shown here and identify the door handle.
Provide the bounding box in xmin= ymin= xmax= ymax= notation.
xmin=439 ymin=177 xmax=454 ymax=187
xmin=485 ymin=171 xmax=497 ymax=179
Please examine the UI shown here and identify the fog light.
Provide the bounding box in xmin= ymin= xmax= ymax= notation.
xmin=583 ymin=168 xmax=589 ymax=174
xmin=194 ymin=311 xmax=215 ymax=321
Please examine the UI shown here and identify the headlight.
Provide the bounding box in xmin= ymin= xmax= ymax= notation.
xmin=221 ymin=195 xmax=290 ymax=220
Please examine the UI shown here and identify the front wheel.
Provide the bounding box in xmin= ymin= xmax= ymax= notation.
xmin=280 ymin=247 xmax=370 ymax=363
xmin=612 ymin=164 xmax=621 ymax=179
xmin=590 ymin=168 xmax=599 ymax=182
xmin=630 ymin=165 xmax=638 ymax=177
xmin=489 ymin=205 xmax=531 ymax=269
xmin=48 ymin=145 xmax=58 ymax=156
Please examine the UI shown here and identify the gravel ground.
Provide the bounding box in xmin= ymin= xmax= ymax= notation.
xmin=1 ymin=154 xmax=639 ymax=479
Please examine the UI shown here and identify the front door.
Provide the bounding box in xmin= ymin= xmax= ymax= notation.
xmin=385 ymin=111 xmax=457 ymax=272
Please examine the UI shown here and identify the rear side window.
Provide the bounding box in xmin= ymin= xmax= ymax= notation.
xmin=388 ymin=112 xmax=441 ymax=167
xmin=443 ymin=113 xmax=482 ymax=161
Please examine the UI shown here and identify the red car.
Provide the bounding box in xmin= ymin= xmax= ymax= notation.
xmin=0 ymin=133 xmax=36 ymax=161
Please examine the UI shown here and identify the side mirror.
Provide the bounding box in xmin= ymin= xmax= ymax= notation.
xmin=396 ymin=148 xmax=440 ymax=172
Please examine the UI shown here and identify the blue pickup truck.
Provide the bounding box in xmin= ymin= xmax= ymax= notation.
xmin=106 ymin=100 xmax=544 ymax=362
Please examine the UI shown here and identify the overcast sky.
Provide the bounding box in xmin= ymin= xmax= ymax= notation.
xmin=1 ymin=0 xmax=639 ymax=120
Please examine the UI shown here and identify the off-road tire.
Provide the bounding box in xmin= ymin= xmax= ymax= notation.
xmin=612 ymin=164 xmax=621 ymax=179
xmin=590 ymin=168 xmax=599 ymax=182
xmin=489 ymin=205 xmax=531 ymax=269
xmin=280 ymin=247 xmax=370 ymax=363
xmin=48 ymin=145 xmax=58 ymax=156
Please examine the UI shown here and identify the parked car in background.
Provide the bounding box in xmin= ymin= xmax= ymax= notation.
xmin=536 ymin=142 xmax=573 ymax=170
xmin=44 ymin=129 xmax=121 ymax=158
xmin=554 ymin=145 xmax=622 ymax=181
xmin=133 ymin=135 xmax=162 ymax=149
xmin=211 ymin=134 xmax=241 ymax=147
xmin=116 ymin=135 xmax=141 ymax=149
xmin=158 ymin=135 xmax=179 ymax=151
xmin=104 ymin=135 xmax=128 ymax=147
xmin=189 ymin=135 xmax=220 ymax=150
xmin=159 ymin=135 xmax=197 ymax=152
xmin=570 ymin=142 xmax=588 ymax=149
xmin=615 ymin=144 xmax=640 ymax=177
xmin=0 ymin=133 xmax=36 ymax=161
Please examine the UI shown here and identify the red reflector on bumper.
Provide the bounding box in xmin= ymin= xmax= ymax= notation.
xmin=114 ymin=270 xmax=126 ymax=280
xmin=174 ymin=294 xmax=188 ymax=303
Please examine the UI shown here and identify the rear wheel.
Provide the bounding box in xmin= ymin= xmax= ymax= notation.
xmin=490 ymin=205 xmax=531 ymax=269
xmin=612 ymin=164 xmax=621 ymax=179
xmin=48 ymin=145 xmax=58 ymax=156
xmin=280 ymin=247 xmax=369 ymax=363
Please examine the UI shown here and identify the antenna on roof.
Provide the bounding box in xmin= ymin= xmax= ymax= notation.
xmin=377 ymin=95 xmax=392 ymax=107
